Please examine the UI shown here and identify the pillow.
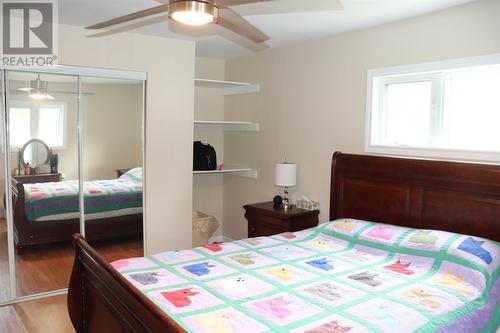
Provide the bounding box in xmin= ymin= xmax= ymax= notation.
xmin=326 ymin=219 xmax=499 ymax=274
xmin=119 ymin=167 xmax=143 ymax=183
xmin=447 ymin=235 xmax=499 ymax=274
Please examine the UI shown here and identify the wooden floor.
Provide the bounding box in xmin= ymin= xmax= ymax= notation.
xmin=0 ymin=295 xmax=73 ymax=333
xmin=0 ymin=219 xmax=143 ymax=332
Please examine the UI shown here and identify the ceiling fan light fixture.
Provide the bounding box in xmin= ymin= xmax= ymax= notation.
xmin=169 ymin=1 xmax=217 ymax=26
xmin=26 ymin=75 xmax=54 ymax=101
xmin=29 ymin=90 xmax=55 ymax=100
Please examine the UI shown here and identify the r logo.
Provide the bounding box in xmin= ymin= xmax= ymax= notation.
xmin=2 ymin=2 xmax=54 ymax=55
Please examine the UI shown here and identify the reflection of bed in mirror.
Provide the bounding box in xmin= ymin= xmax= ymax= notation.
xmin=12 ymin=168 xmax=143 ymax=254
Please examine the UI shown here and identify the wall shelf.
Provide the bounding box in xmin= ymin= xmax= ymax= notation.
xmin=193 ymin=76 xmax=259 ymax=180
xmin=194 ymin=120 xmax=259 ymax=132
xmin=193 ymin=168 xmax=257 ymax=179
xmin=194 ymin=78 xmax=260 ymax=95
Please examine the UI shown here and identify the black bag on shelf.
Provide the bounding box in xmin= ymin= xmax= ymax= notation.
xmin=193 ymin=141 xmax=217 ymax=170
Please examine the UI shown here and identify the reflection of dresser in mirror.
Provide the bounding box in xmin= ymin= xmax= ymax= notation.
xmin=12 ymin=173 xmax=62 ymax=184
xmin=12 ymin=138 xmax=62 ymax=184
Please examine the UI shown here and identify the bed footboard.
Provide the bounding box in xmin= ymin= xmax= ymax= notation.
xmin=68 ymin=234 xmax=186 ymax=333
xmin=11 ymin=178 xmax=30 ymax=253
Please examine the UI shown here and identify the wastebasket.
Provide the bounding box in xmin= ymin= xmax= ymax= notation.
xmin=192 ymin=211 xmax=220 ymax=247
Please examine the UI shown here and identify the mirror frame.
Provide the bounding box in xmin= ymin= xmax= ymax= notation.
xmin=0 ymin=65 xmax=147 ymax=307
xmin=20 ymin=138 xmax=50 ymax=166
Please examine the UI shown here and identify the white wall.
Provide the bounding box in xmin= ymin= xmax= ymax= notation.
xmin=223 ymin=0 xmax=500 ymax=240
xmin=59 ymin=24 xmax=195 ymax=254
xmin=193 ymin=57 xmax=226 ymax=240
xmin=81 ymin=82 xmax=143 ymax=181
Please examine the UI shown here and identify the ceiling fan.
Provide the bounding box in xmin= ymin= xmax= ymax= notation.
xmin=18 ymin=75 xmax=55 ymax=100
xmin=86 ymin=0 xmax=343 ymax=50
xmin=15 ymin=75 xmax=92 ymax=100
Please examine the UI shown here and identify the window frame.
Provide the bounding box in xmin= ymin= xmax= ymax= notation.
xmin=365 ymin=53 xmax=500 ymax=163
xmin=9 ymin=100 xmax=67 ymax=151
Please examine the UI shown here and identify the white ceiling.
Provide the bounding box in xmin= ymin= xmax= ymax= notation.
xmin=59 ymin=0 xmax=477 ymax=59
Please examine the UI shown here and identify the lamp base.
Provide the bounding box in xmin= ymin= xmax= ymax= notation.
xmin=282 ymin=186 xmax=291 ymax=210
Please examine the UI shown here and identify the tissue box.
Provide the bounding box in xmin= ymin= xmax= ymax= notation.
xmin=35 ymin=164 xmax=51 ymax=174
xmin=296 ymin=199 xmax=320 ymax=211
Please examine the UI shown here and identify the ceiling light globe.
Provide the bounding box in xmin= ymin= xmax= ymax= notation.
xmin=29 ymin=93 xmax=45 ymax=100
xmin=169 ymin=1 xmax=217 ymax=26
xmin=171 ymin=11 xmax=214 ymax=25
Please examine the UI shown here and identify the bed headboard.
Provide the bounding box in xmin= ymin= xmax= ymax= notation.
xmin=330 ymin=152 xmax=500 ymax=241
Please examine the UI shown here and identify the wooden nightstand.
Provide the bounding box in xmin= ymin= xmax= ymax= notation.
xmin=244 ymin=201 xmax=320 ymax=237
xmin=13 ymin=173 xmax=61 ymax=184
xmin=116 ymin=169 xmax=131 ymax=178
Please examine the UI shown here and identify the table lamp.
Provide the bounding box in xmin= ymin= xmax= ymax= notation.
xmin=275 ymin=162 xmax=297 ymax=210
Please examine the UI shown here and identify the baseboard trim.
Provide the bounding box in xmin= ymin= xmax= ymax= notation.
xmin=209 ymin=235 xmax=234 ymax=243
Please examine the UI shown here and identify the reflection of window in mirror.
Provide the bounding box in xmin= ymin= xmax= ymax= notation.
xmin=9 ymin=101 xmax=66 ymax=150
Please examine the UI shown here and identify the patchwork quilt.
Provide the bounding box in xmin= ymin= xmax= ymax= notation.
xmin=23 ymin=168 xmax=143 ymax=221
xmin=113 ymin=219 xmax=500 ymax=333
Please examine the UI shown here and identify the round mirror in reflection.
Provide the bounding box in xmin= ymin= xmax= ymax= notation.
xmin=21 ymin=139 xmax=50 ymax=167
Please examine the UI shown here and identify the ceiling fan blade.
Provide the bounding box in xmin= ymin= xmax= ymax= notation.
xmin=216 ymin=27 xmax=270 ymax=52
xmin=87 ymin=16 xmax=167 ymax=38
xmin=85 ymin=4 xmax=169 ymax=29
xmin=217 ymin=8 xmax=269 ymax=44
xmin=229 ymin=0 xmax=343 ymax=16
xmin=216 ymin=0 xmax=275 ymax=7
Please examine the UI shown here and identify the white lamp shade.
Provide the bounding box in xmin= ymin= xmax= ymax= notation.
xmin=275 ymin=163 xmax=297 ymax=187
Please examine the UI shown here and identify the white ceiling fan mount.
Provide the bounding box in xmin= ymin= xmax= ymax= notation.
xmin=168 ymin=1 xmax=218 ymax=26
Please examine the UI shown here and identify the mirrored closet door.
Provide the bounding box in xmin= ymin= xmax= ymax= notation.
xmin=7 ymin=71 xmax=80 ymax=297
xmin=0 ymin=70 xmax=11 ymax=302
xmin=0 ymin=66 xmax=146 ymax=305
xmin=80 ymin=76 xmax=144 ymax=263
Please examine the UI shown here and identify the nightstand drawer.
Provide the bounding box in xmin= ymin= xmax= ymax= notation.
xmin=248 ymin=221 xmax=282 ymax=238
xmin=249 ymin=213 xmax=283 ymax=228
xmin=244 ymin=202 xmax=320 ymax=238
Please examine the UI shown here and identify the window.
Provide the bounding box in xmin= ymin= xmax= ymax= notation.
xmin=366 ymin=54 xmax=500 ymax=162
xmin=9 ymin=101 xmax=66 ymax=149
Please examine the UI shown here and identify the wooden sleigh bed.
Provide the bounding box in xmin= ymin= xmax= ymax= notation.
xmin=12 ymin=177 xmax=143 ymax=254
xmin=67 ymin=152 xmax=500 ymax=333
